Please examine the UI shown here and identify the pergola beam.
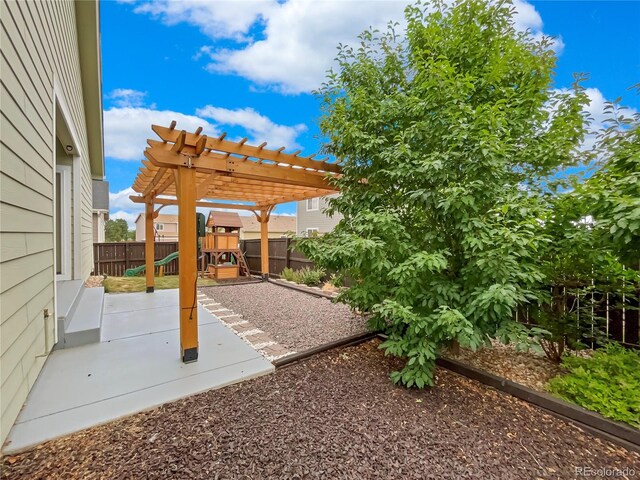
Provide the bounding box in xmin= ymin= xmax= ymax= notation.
xmin=145 ymin=146 xmax=334 ymax=190
xmin=129 ymin=195 xmax=258 ymax=211
xmin=152 ymin=124 xmax=341 ymax=173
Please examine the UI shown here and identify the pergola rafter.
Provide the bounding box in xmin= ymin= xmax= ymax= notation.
xmin=129 ymin=122 xmax=341 ymax=364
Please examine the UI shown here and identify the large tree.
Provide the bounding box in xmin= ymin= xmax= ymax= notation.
xmin=297 ymin=0 xmax=589 ymax=387
xmin=105 ymin=218 xmax=132 ymax=242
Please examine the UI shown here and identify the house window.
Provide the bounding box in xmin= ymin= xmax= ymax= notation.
xmin=306 ymin=197 xmax=319 ymax=211
xmin=156 ymin=223 xmax=164 ymax=231
xmin=306 ymin=228 xmax=319 ymax=237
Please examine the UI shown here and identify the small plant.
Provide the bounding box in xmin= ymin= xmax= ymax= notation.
xmin=281 ymin=267 xmax=297 ymax=282
xmin=547 ymin=345 xmax=640 ymax=428
xmin=297 ymin=267 xmax=326 ymax=286
xmin=280 ymin=267 xmax=326 ymax=286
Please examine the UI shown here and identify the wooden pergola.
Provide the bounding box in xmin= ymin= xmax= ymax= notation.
xmin=129 ymin=122 xmax=341 ymax=363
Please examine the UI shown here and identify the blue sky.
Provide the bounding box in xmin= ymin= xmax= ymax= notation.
xmin=102 ymin=0 xmax=640 ymax=227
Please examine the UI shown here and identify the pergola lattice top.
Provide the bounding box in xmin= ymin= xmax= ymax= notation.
xmin=130 ymin=123 xmax=341 ymax=208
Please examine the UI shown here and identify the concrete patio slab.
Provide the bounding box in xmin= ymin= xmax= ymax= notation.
xmin=4 ymin=290 xmax=274 ymax=454
xmin=101 ymin=289 xmax=218 ymax=341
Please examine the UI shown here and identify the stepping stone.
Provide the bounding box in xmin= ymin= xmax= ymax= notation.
xmin=233 ymin=323 xmax=257 ymax=333
xmin=263 ymin=345 xmax=293 ymax=357
xmin=238 ymin=329 xmax=263 ymax=338
xmin=244 ymin=332 xmax=274 ymax=345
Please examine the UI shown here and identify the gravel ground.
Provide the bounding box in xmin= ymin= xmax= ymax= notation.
xmin=199 ymin=282 xmax=368 ymax=351
xmin=446 ymin=340 xmax=564 ymax=391
xmin=3 ymin=340 xmax=637 ymax=480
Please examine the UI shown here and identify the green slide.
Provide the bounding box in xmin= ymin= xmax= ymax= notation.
xmin=124 ymin=251 xmax=179 ymax=277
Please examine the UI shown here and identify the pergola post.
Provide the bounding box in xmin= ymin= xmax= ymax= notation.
xmin=257 ymin=207 xmax=273 ymax=279
xmin=145 ymin=197 xmax=155 ymax=293
xmin=176 ymin=166 xmax=198 ymax=363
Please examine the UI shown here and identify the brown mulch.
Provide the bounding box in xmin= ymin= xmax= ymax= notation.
xmin=446 ymin=340 xmax=564 ymax=391
xmin=3 ymin=340 xmax=638 ymax=480
xmin=199 ymin=282 xmax=368 ymax=351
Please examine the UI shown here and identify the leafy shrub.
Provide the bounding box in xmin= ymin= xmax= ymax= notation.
xmin=281 ymin=267 xmax=326 ymax=286
xmin=281 ymin=267 xmax=297 ymax=283
xmin=547 ymin=345 xmax=640 ymax=428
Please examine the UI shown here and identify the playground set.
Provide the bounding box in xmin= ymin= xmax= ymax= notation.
xmin=202 ymin=211 xmax=250 ymax=280
xmin=124 ymin=211 xmax=250 ymax=280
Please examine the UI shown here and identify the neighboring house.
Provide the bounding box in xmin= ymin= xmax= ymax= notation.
xmin=239 ymin=214 xmax=296 ymax=240
xmin=135 ymin=213 xmax=295 ymax=241
xmin=0 ymin=0 xmax=103 ymax=444
xmin=134 ymin=213 xmax=178 ymax=242
xmin=92 ymin=179 xmax=109 ymax=242
xmin=296 ymin=194 xmax=343 ymax=236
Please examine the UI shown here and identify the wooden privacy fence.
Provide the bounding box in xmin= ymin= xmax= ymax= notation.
xmin=93 ymin=240 xmax=638 ymax=348
xmin=93 ymin=239 xmax=312 ymax=278
xmin=93 ymin=242 xmax=179 ymax=277
xmin=240 ymin=238 xmax=314 ymax=276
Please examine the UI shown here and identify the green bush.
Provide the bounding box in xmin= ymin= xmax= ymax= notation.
xmin=547 ymin=345 xmax=640 ymax=428
xmin=281 ymin=267 xmax=297 ymax=282
xmin=281 ymin=267 xmax=326 ymax=286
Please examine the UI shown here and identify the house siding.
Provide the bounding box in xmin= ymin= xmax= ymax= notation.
xmin=0 ymin=0 xmax=99 ymax=443
xmin=296 ymin=194 xmax=343 ymax=234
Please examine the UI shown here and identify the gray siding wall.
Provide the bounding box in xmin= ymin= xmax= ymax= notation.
xmin=296 ymin=194 xmax=343 ymax=234
xmin=0 ymin=0 xmax=96 ymax=442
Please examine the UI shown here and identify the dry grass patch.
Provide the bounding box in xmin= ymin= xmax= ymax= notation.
xmin=103 ymin=276 xmax=216 ymax=293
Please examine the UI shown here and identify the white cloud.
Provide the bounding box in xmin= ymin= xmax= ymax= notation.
xmin=104 ymin=104 xmax=307 ymax=160
xmin=108 ymin=88 xmax=149 ymax=108
xmin=109 ymin=187 xmax=143 ymax=228
xmin=109 ymin=187 xmax=140 ymax=211
xmin=133 ymin=0 xmax=271 ymax=41
xmin=201 ymin=0 xmax=409 ymax=94
xmin=104 ymin=107 xmax=219 ymax=160
xmin=582 ymin=87 xmax=637 ymax=126
xmin=132 ymin=0 xmax=558 ymax=94
xmin=550 ymin=87 xmax=638 ymax=152
xmin=110 ymin=210 xmax=141 ymax=229
xmin=196 ymin=105 xmax=307 ymax=149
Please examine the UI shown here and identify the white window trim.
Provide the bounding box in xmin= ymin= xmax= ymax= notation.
xmin=54 ymin=81 xmax=83 ymax=281
xmin=306 ymin=228 xmax=319 ymax=236
xmin=56 ymin=165 xmax=72 ymax=281
xmin=306 ymin=197 xmax=319 ymax=212
xmin=156 ymin=223 xmax=165 ymax=231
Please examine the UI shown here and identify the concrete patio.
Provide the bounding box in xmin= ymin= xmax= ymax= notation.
xmin=3 ymin=289 xmax=274 ymax=454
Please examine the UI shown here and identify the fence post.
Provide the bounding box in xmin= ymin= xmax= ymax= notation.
xmin=285 ymin=237 xmax=291 ymax=270
xmin=124 ymin=243 xmax=129 ymax=270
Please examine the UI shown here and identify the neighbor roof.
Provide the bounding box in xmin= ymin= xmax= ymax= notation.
xmin=240 ymin=215 xmax=295 ymax=233
xmin=134 ymin=213 xmax=178 ymax=224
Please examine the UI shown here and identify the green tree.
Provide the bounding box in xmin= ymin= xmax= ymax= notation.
xmin=297 ymin=0 xmax=589 ymax=387
xmin=105 ymin=218 xmax=131 ymax=242
xmin=531 ymin=96 xmax=640 ymax=361
xmin=576 ymin=95 xmax=640 ymax=264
